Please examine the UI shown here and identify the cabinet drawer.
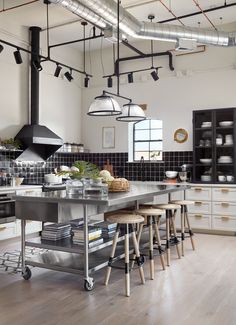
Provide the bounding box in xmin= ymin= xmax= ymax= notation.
xmin=188 ymin=213 xmax=211 ymax=229
xmin=212 ymin=188 xmax=236 ymax=202
xmin=186 ymin=187 xmax=211 ymax=201
xmin=212 ymin=202 xmax=236 ymax=216
xmin=0 ymin=222 xmax=16 ymax=240
xmin=212 ymin=215 xmax=236 ymax=231
xmin=188 ymin=201 xmax=211 ymax=214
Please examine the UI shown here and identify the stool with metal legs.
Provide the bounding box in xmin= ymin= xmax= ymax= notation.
xmin=135 ymin=207 xmax=166 ymax=279
xmin=170 ymin=200 xmax=195 ymax=256
xmin=104 ymin=213 xmax=145 ymax=297
xmin=154 ymin=204 xmax=181 ymax=266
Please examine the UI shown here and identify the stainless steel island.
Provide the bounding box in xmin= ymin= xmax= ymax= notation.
xmin=15 ymin=183 xmax=189 ymax=290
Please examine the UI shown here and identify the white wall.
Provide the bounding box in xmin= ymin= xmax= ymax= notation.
xmin=82 ymin=24 xmax=236 ymax=152
xmin=0 ymin=17 xmax=83 ymax=143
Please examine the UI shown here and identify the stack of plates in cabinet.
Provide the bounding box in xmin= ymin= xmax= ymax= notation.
xmin=218 ymin=156 xmax=232 ymax=164
xmin=219 ymin=121 xmax=233 ymax=127
xmin=201 ymin=121 xmax=212 ymax=128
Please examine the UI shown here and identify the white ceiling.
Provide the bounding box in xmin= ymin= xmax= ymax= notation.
xmin=1 ymin=0 xmax=236 ymax=51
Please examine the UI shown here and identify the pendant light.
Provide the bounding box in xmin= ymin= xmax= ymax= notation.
xmin=87 ymin=0 xmax=146 ymax=121
xmin=116 ymin=102 xmax=146 ymax=122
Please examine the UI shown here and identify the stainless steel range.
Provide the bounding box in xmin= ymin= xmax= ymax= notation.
xmin=0 ymin=191 xmax=15 ymax=224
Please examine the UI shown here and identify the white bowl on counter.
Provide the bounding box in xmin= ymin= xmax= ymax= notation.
xmin=165 ymin=171 xmax=178 ymax=179
xmin=44 ymin=174 xmax=62 ymax=184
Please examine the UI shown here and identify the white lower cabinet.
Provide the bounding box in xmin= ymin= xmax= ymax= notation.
xmin=185 ymin=185 xmax=236 ymax=233
xmin=0 ymin=222 xmax=17 ymax=240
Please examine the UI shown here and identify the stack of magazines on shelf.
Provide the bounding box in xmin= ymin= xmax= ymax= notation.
xmin=99 ymin=221 xmax=117 ymax=239
xmin=41 ymin=223 xmax=72 ymax=241
xmin=70 ymin=218 xmax=84 ymax=228
xmin=72 ymin=225 xmax=104 ymax=248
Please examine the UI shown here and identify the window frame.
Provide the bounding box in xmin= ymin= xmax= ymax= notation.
xmin=129 ymin=119 xmax=163 ymax=162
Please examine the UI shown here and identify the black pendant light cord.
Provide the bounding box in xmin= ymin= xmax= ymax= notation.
xmin=117 ymin=0 xmax=120 ymax=96
xmin=46 ymin=1 xmax=50 ymax=59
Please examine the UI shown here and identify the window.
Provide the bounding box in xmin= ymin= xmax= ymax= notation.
xmin=128 ymin=119 xmax=163 ymax=162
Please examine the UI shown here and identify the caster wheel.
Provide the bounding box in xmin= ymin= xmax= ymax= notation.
xmin=84 ymin=279 xmax=94 ymax=291
xmin=22 ymin=267 xmax=32 ymax=280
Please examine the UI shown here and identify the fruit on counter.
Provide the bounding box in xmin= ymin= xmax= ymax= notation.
xmin=99 ymin=170 xmax=114 ymax=182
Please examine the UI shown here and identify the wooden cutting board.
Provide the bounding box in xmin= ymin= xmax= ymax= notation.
xmin=103 ymin=159 xmax=114 ymax=176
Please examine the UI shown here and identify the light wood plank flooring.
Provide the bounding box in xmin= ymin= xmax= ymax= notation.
xmin=0 ymin=233 xmax=236 ymax=325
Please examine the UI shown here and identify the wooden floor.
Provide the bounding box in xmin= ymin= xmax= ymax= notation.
xmin=0 ymin=234 xmax=236 ymax=325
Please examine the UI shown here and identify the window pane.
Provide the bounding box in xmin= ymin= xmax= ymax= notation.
xmin=135 ymin=120 xmax=150 ymax=130
xmin=135 ymin=142 xmax=149 ymax=151
xmin=151 ymin=129 xmax=162 ymax=140
xmin=150 ymin=142 xmax=163 ymax=151
xmin=134 ymin=151 xmax=150 ymax=161
xmin=151 ymin=120 xmax=162 ymax=129
xmin=135 ymin=129 xmax=150 ymax=141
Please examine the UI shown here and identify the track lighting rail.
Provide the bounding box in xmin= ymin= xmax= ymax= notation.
xmin=49 ymin=34 xmax=104 ymax=49
xmin=0 ymin=38 xmax=92 ymax=77
xmin=103 ymin=66 xmax=162 ymax=78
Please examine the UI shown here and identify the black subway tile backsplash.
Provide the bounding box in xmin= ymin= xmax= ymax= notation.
xmin=0 ymin=150 xmax=193 ymax=185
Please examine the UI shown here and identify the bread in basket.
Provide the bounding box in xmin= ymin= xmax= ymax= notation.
xmin=108 ymin=178 xmax=130 ymax=192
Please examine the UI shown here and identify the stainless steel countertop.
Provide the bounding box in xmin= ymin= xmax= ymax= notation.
xmin=0 ymin=185 xmax=42 ymax=193
xmin=14 ymin=183 xmax=190 ymax=207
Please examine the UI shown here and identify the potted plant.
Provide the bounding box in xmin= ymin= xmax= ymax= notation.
xmin=1 ymin=138 xmax=21 ymax=150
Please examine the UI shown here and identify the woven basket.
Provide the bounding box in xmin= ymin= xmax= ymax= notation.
xmin=108 ymin=178 xmax=130 ymax=192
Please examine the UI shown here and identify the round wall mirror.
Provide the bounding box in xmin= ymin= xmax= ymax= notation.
xmin=174 ymin=128 xmax=188 ymax=143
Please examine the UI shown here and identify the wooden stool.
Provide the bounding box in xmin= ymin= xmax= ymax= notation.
xmin=104 ymin=213 xmax=145 ymax=297
xmin=135 ymin=207 xmax=166 ymax=280
xmin=154 ymin=204 xmax=181 ymax=266
xmin=170 ymin=200 xmax=195 ymax=256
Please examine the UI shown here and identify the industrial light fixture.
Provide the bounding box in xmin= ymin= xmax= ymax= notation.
xmin=151 ymin=69 xmax=159 ymax=81
xmin=64 ymin=69 xmax=73 ymax=82
xmin=107 ymin=76 xmax=113 ymax=88
xmin=128 ymin=72 xmax=133 ymax=83
xmin=87 ymin=91 xmax=121 ymax=116
xmin=0 ymin=44 xmax=4 ymax=53
xmin=84 ymin=75 xmax=89 ymax=88
xmin=13 ymin=48 xmax=23 ymax=64
xmin=54 ymin=64 xmax=62 ymax=77
xmin=87 ymin=0 xmax=146 ymax=122
xmin=33 ymin=58 xmax=43 ymax=72
xmin=116 ymin=103 xmax=146 ymax=122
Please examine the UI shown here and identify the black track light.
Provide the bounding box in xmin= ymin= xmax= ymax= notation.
xmin=64 ymin=69 xmax=73 ymax=82
xmin=107 ymin=76 xmax=113 ymax=88
xmin=84 ymin=75 xmax=89 ymax=88
xmin=13 ymin=49 xmax=23 ymax=64
xmin=0 ymin=44 xmax=4 ymax=53
xmin=33 ymin=59 xmax=43 ymax=72
xmin=54 ymin=64 xmax=62 ymax=77
xmin=151 ymin=69 xmax=159 ymax=81
xmin=128 ymin=72 xmax=133 ymax=83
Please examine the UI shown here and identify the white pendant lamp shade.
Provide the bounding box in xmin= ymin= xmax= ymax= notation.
xmin=87 ymin=94 xmax=122 ymax=116
xmin=116 ymin=103 xmax=146 ymax=122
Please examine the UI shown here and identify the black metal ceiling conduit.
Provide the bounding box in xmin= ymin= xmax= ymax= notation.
xmin=159 ymin=2 xmax=236 ymax=24
xmin=114 ymin=51 xmax=174 ymax=76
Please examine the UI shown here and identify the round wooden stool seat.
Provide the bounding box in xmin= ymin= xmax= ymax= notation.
xmin=170 ymin=200 xmax=194 ymax=206
xmin=136 ymin=208 xmax=165 ymax=216
xmin=154 ymin=203 xmax=181 ymax=210
xmin=107 ymin=214 xmax=144 ymax=224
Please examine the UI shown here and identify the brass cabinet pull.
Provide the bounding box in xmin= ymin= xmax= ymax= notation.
xmin=221 ymin=202 xmax=229 ymax=208
xmin=194 ymin=188 xmax=202 ymax=192
xmin=0 ymin=226 xmax=7 ymax=231
xmin=221 ymin=188 xmax=229 ymax=193
xmin=195 ymin=201 xmax=202 ymax=206
xmin=194 ymin=214 xmax=203 ymax=219
xmin=221 ymin=216 xmax=230 ymax=221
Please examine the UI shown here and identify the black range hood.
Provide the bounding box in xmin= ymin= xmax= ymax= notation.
xmin=15 ymin=26 xmax=63 ymax=161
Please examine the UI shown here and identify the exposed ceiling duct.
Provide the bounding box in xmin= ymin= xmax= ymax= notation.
xmin=50 ymin=0 xmax=236 ymax=47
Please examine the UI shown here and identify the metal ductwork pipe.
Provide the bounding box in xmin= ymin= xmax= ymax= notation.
xmin=50 ymin=0 xmax=236 ymax=47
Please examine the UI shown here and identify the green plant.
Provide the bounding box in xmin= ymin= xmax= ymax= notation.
xmin=1 ymin=138 xmax=21 ymax=149
xmin=58 ymin=160 xmax=100 ymax=180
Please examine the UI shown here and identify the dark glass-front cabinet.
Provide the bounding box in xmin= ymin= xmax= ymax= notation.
xmin=193 ymin=108 xmax=235 ymax=184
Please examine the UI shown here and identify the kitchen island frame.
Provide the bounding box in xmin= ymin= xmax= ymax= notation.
xmin=15 ymin=183 xmax=189 ymax=290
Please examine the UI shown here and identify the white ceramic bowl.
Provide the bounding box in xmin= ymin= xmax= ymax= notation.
xmin=165 ymin=171 xmax=178 ymax=179
xmin=44 ymin=174 xmax=62 ymax=184
xmin=219 ymin=121 xmax=233 ymax=127
xmin=15 ymin=177 xmax=24 ymax=186
xmin=201 ymin=175 xmax=211 ymax=182
xmin=200 ymin=159 xmax=212 ymax=164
